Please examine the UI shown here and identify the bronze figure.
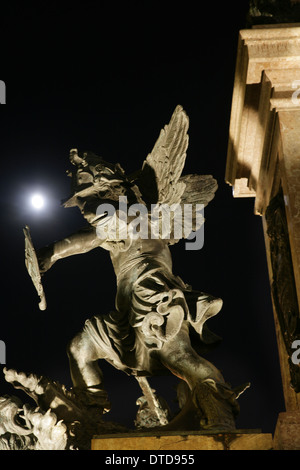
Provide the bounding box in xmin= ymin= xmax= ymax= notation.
xmin=19 ymin=106 xmax=248 ymax=440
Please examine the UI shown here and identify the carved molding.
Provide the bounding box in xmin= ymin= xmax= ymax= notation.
xmin=266 ymin=188 xmax=300 ymax=391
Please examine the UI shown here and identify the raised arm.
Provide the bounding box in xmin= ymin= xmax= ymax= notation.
xmin=37 ymin=225 xmax=103 ymax=273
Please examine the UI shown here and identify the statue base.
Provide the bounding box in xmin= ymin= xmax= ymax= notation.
xmin=91 ymin=429 xmax=273 ymax=450
xmin=273 ymin=412 xmax=300 ymax=450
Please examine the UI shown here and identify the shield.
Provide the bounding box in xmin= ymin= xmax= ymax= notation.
xmin=23 ymin=225 xmax=47 ymax=311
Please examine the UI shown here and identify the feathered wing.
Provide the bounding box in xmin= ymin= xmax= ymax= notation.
xmin=179 ymin=174 xmax=218 ymax=239
xmin=179 ymin=174 xmax=218 ymax=207
xmin=132 ymin=105 xmax=218 ymax=243
xmin=137 ymin=105 xmax=189 ymax=206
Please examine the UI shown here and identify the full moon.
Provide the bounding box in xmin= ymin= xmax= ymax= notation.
xmin=31 ymin=193 xmax=45 ymax=209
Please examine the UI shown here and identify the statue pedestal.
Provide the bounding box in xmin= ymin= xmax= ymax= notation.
xmin=91 ymin=430 xmax=273 ymax=450
xmin=273 ymin=412 xmax=300 ymax=450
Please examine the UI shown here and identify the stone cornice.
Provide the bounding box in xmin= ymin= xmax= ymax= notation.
xmin=226 ymin=24 xmax=300 ymax=214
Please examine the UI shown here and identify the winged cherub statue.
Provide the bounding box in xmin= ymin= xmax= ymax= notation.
xmin=29 ymin=106 xmax=245 ymax=431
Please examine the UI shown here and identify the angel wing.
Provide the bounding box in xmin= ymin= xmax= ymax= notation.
xmin=130 ymin=105 xmax=218 ymax=243
xmin=179 ymin=174 xmax=218 ymax=207
xmin=176 ymin=174 xmax=218 ymax=242
xmin=135 ymin=104 xmax=189 ymax=206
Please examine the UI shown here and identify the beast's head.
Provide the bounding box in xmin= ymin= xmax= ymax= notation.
xmin=62 ymin=149 xmax=143 ymax=225
xmin=63 ymin=149 xmax=130 ymax=207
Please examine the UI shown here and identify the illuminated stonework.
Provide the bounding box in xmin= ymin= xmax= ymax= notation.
xmin=226 ymin=23 xmax=300 ymax=450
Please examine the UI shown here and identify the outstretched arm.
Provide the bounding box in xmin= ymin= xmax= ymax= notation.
xmin=37 ymin=225 xmax=103 ymax=273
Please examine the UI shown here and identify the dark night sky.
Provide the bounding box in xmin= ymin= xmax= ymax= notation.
xmin=0 ymin=2 xmax=285 ymax=435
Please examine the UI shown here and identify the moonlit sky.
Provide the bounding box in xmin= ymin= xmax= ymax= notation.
xmin=31 ymin=194 xmax=45 ymax=209
xmin=0 ymin=2 xmax=285 ymax=434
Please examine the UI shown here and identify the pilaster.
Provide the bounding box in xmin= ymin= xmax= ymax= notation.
xmin=225 ymin=23 xmax=300 ymax=449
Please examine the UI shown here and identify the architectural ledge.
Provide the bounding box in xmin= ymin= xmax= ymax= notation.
xmin=91 ymin=429 xmax=273 ymax=451
xmin=225 ymin=23 xmax=300 ymax=215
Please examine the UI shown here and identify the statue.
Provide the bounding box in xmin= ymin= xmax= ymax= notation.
xmin=1 ymin=105 xmax=248 ymax=449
